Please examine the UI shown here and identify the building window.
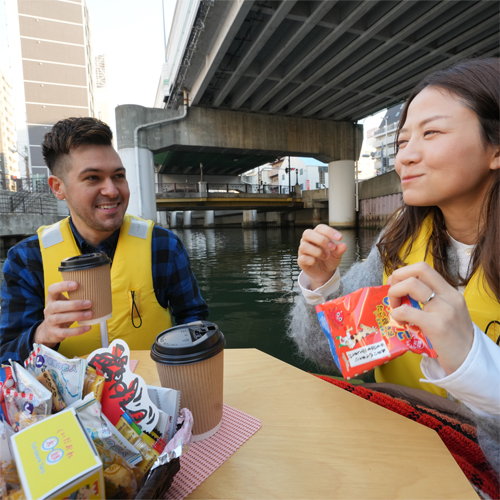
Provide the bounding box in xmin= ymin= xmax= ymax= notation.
xmin=282 ymin=174 xmax=285 ymax=181
xmin=299 ymin=168 xmax=303 ymax=175
xmin=319 ymin=170 xmax=325 ymax=185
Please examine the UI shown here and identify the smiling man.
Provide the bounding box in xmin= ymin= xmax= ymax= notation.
xmin=0 ymin=117 xmax=209 ymax=363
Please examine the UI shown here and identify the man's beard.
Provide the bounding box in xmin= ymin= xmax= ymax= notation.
xmin=72 ymin=200 xmax=124 ymax=234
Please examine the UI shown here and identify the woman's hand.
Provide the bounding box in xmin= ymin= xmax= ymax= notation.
xmin=388 ymin=262 xmax=474 ymax=375
xmin=34 ymin=281 xmax=92 ymax=348
xmin=297 ymin=224 xmax=347 ymax=290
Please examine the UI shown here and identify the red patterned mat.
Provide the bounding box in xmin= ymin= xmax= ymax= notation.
xmin=165 ymin=404 xmax=262 ymax=499
xmin=317 ymin=375 xmax=499 ymax=499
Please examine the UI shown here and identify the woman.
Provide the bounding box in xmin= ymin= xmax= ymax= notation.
xmin=288 ymin=58 xmax=500 ymax=418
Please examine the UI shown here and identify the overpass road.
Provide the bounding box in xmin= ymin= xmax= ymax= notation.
xmin=117 ymin=0 xmax=499 ymax=227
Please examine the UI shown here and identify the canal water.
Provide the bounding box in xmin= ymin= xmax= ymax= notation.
xmin=0 ymin=226 xmax=380 ymax=374
xmin=171 ymin=226 xmax=380 ymax=375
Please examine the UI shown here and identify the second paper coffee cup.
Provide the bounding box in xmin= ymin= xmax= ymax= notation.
xmin=59 ymin=253 xmax=112 ymax=326
xmin=151 ymin=321 xmax=225 ymax=442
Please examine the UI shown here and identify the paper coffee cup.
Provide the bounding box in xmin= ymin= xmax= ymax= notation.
xmin=151 ymin=321 xmax=225 ymax=441
xmin=59 ymin=253 xmax=112 ymax=326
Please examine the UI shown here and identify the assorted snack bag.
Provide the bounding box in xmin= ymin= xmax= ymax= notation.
xmin=316 ymin=285 xmax=437 ymax=379
xmin=0 ymin=340 xmax=193 ymax=500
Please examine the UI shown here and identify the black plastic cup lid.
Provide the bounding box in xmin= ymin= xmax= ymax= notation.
xmin=59 ymin=253 xmax=111 ymax=272
xmin=151 ymin=321 xmax=225 ymax=365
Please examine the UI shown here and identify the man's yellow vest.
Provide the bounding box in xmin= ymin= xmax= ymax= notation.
xmin=375 ymin=216 xmax=500 ymax=396
xmin=37 ymin=214 xmax=172 ymax=358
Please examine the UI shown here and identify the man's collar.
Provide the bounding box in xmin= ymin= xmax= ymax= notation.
xmin=68 ymin=217 xmax=120 ymax=252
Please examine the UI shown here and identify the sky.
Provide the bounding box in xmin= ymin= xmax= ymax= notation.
xmin=85 ymin=0 xmax=175 ymax=110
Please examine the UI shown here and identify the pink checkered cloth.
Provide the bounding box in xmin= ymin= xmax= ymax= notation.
xmin=166 ymin=404 xmax=262 ymax=500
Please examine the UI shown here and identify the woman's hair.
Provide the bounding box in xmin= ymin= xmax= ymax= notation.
xmin=377 ymin=58 xmax=500 ymax=300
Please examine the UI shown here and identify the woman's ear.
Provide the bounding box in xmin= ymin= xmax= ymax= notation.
xmin=48 ymin=175 xmax=66 ymax=200
xmin=490 ymin=146 xmax=500 ymax=171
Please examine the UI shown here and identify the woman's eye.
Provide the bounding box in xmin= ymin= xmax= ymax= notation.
xmin=396 ymin=140 xmax=407 ymax=148
xmin=424 ymin=130 xmax=439 ymax=137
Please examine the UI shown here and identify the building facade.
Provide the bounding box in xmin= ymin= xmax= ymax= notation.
xmin=0 ymin=71 xmax=19 ymax=190
xmin=373 ymin=102 xmax=405 ymax=174
xmin=5 ymin=0 xmax=95 ymax=181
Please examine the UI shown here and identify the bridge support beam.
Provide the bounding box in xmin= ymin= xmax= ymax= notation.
xmin=118 ymin=147 xmax=157 ymax=222
xmin=242 ymin=209 xmax=257 ymax=228
xmin=170 ymin=211 xmax=178 ymax=228
xmin=313 ymin=208 xmax=322 ymax=227
xmin=157 ymin=211 xmax=167 ymax=227
xmin=204 ymin=211 xmax=215 ymax=228
xmin=328 ymin=160 xmax=356 ymax=228
xmin=183 ymin=211 xmax=192 ymax=228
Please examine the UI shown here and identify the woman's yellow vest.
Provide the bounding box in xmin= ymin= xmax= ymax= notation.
xmin=37 ymin=214 xmax=172 ymax=358
xmin=376 ymin=216 xmax=500 ymax=396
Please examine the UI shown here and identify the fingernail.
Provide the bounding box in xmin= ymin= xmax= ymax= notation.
xmin=68 ymin=281 xmax=78 ymax=289
xmin=327 ymin=242 xmax=336 ymax=250
xmin=83 ymin=301 xmax=92 ymax=307
xmin=84 ymin=311 xmax=92 ymax=318
xmin=333 ymin=231 xmax=342 ymax=239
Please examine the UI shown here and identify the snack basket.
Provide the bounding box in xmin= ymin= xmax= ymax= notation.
xmin=136 ymin=457 xmax=180 ymax=499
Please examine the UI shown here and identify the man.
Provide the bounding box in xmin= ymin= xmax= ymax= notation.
xmin=0 ymin=117 xmax=208 ymax=363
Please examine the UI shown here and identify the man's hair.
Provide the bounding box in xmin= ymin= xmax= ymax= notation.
xmin=42 ymin=117 xmax=113 ymax=176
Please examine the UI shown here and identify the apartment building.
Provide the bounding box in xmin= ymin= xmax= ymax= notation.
xmin=373 ymin=102 xmax=405 ymax=174
xmin=0 ymin=70 xmax=19 ymax=190
xmin=6 ymin=0 xmax=95 ymax=181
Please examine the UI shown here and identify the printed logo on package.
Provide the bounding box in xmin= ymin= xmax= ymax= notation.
xmin=87 ymin=339 xmax=159 ymax=432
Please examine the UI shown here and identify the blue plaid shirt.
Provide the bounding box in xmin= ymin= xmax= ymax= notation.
xmin=0 ymin=218 xmax=209 ymax=364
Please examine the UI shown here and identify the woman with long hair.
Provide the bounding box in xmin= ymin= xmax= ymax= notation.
xmin=288 ymin=58 xmax=499 ymax=418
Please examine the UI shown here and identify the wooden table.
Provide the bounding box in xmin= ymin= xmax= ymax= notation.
xmin=133 ymin=348 xmax=476 ymax=499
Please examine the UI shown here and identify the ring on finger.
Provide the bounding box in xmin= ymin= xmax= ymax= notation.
xmin=422 ymin=290 xmax=436 ymax=305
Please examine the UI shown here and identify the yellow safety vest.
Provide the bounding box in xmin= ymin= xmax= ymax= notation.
xmin=38 ymin=214 xmax=172 ymax=358
xmin=375 ymin=216 xmax=500 ymax=396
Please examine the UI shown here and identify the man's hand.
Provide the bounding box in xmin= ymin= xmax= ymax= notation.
xmin=34 ymin=281 xmax=93 ymax=348
xmin=388 ymin=262 xmax=474 ymax=375
xmin=297 ymin=224 xmax=348 ymax=290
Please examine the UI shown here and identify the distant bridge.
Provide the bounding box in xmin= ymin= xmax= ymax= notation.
xmin=155 ymin=182 xmax=303 ymax=211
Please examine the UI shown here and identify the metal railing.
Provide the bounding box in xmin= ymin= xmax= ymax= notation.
xmin=0 ymin=177 xmax=58 ymax=214
xmin=0 ymin=176 xmax=51 ymax=194
xmin=0 ymin=193 xmax=59 ymax=214
xmin=156 ymin=183 xmax=293 ymax=195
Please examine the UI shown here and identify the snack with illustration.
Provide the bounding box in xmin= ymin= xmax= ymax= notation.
xmin=316 ymin=285 xmax=437 ymax=379
xmin=0 ymin=339 xmax=193 ymax=500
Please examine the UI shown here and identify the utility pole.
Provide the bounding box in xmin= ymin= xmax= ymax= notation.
xmin=383 ymin=116 xmax=388 ymax=174
xmin=288 ymin=156 xmax=291 ymax=194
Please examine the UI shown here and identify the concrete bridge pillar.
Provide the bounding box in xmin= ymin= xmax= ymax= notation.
xmin=328 ymin=160 xmax=356 ymax=228
xmin=242 ymin=209 xmax=257 ymax=228
xmin=157 ymin=211 xmax=168 ymax=227
xmin=170 ymin=211 xmax=178 ymax=228
xmin=312 ymin=208 xmax=322 ymax=226
xmin=183 ymin=211 xmax=192 ymax=228
xmin=286 ymin=211 xmax=295 ymax=227
xmin=118 ymin=147 xmax=157 ymax=222
xmin=204 ymin=211 xmax=215 ymax=228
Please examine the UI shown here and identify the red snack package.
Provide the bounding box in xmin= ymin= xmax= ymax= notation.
xmin=315 ymin=285 xmax=437 ymax=380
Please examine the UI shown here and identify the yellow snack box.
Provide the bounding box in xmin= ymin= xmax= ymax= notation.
xmin=10 ymin=408 xmax=104 ymax=500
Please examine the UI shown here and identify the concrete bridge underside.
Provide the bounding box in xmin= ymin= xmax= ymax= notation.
xmin=116 ymin=104 xmax=362 ymax=227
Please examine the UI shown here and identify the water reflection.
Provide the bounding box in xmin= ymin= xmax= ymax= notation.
xmin=173 ymin=226 xmax=380 ymax=374
xmin=0 ymin=226 xmax=380 ymax=373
